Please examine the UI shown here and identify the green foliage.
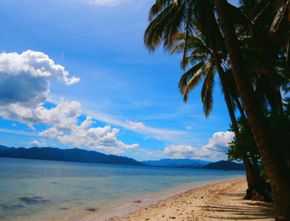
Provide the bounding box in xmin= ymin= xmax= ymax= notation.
xmin=228 ymin=117 xmax=260 ymax=163
xmin=267 ymin=103 xmax=290 ymax=162
xmin=228 ymin=103 xmax=290 ymax=165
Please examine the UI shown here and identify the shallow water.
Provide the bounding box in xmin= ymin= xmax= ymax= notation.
xmin=0 ymin=157 xmax=244 ymax=221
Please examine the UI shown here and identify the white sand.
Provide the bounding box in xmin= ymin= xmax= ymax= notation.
xmin=60 ymin=178 xmax=274 ymax=221
xmin=105 ymin=179 xmax=274 ymax=221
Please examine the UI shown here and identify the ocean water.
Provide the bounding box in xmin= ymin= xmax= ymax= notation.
xmin=0 ymin=158 xmax=244 ymax=221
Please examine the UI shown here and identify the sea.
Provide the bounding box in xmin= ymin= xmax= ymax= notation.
xmin=0 ymin=157 xmax=244 ymax=221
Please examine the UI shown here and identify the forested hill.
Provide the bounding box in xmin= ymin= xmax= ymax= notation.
xmin=0 ymin=146 xmax=142 ymax=166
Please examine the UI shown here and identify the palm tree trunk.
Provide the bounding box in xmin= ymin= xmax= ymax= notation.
xmin=216 ymin=63 xmax=270 ymax=201
xmin=243 ymin=156 xmax=260 ymax=187
xmin=215 ymin=63 xmax=238 ymax=132
xmin=234 ymin=97 xmax=246 ymax=120
xmin=243 ymin=155 xmax=272 ymax=202
xmin=214 ymin=0 xmax=290 ymax=219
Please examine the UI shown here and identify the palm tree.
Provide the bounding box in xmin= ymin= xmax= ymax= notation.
xmin=214 ymin=0 xmax=290 ymax=219
xmin=174 ymin=32 xmax=270 ymax=200
xmin=236 ymin=0 xmax=288 ymax=114
xmin=145 ymin=0 xmax=271 ymax=200
xmin=145 ymin=0 xmax=290 ymax=218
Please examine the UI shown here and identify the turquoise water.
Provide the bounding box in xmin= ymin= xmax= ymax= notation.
xmin=0 ymin=158 xmax=244 ymax=221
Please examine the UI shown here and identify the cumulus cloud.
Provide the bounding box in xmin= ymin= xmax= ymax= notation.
xmin=163 ymin=131 xmax=235 ymax=161
xmin=0 ymin=50 xmax=79 ymax=106
xmin=163 ymin=145 xmax=198 ymax=159
xmin=0 ymin=50 xmax=138 ymax=155
xmin=0 ymin=101 xmax=81 ymax=128
xmin=203 ymin=131 xmax=235 ymax=154
xmin=41 ymin=116 xmax=139 ymax=154
xmin=0 ymin=50 xmax=180 ymax=151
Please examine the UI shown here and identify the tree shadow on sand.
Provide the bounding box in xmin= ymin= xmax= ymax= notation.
xmin=199 ymin=192 xmax=274 ymax=220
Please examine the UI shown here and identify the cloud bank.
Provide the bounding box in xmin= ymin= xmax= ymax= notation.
xmin=0 ymin=50 xmax=232 ymax=159
xmin=163 ymin=131 xmax=235 ymax=161
xmin=0 ymin=50 xmax=138 ymax=154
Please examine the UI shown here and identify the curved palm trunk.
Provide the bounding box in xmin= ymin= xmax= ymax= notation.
xmin=243 ymin=155 xmax=272 ymax=202
xmin=215 ymin=0 xmax=290 ymax=219
xmin=215 ymin=63 xmax=238 ymax=133
xmin=234 ymin=97 xmax=246 ymax=120
xmin=243 ymin=156 xmax=260 ymax=189
xmin=197 ymin=0 xmax=270 ymax=201
xmin=216 ymin=63 xmax=269 ymax=201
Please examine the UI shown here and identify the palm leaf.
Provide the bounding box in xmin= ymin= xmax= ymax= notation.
xmin=149 ymin=0 xmax=174 ymax=21
xmin=163 ymin=1 xmax=187 ymax=50
xmin=201 ymin=62 xmax=215 ymax=117
xmin=178 ymin=61 xmax=204 ymax=101
xmin=144 ymin=3 xmax=178 ymax=51
xmin=181 ymin=1 xmax=195 ymax=69
xmin=269 ymin=0 xmax=289 ymax=35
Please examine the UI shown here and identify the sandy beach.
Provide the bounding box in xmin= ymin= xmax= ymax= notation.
xmin=106 ymin=179 xmax=274 ymax=221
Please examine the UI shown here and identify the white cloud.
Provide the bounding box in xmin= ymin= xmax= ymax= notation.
xmin=163 ymin=131 xmax=235 ymax=161
xmin=29 ymin=140 xmax=46 ymax=147
xmin=0 ymin=101 xmax=81 ymax=128
xmin=0 ymin=50 xmax=79 ymax=107
xmin=127 ymin=121 xmax=146 ymax=130
xmin=2 ymin=100 xmax=139 ymax=154
xmin=203 ymin=131 xmax=235 ymax=153
xmin=0 ymin=50 xmax=74 ymax=111
xmin=163 ymin=145 xmax=197 ymax=159
xmin=0 ymin=50 xmax=138 ymax=155
xmin=0 ymin=128 xmax=40 ymax=137
xmin=87 ymin=111 xmax=188 ymax=142
xmin=41 ymin=116 xmax=139 ymax=155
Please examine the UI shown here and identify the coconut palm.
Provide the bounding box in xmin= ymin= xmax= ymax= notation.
xmin=173 ymin=31 xmax=271 ymax=200
xmin=214 ymin=0 xmax=290 ymax=219
xmin=146 ymin=0 xmax=269 ymax=201
xmin=236 ymin=0 xmax=289 ymax=114
xmin=145 ymin=0 xmax=290 ymax=218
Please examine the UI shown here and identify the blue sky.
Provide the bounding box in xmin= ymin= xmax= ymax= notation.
xmin=0 ymin=0 xmax=235 ymax=161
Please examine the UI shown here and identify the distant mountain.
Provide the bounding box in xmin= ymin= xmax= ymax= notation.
xmin=0 ymin=146 xmax=143 ymax=166
xmin=143 ymin=158 xmax=210 ymax=168
xmin=0 ymin=145 xmax=7 ymax=151
xmin=203 ymin=160 xmax=244 ymax=170
xmin=0 ymin=146 xmax=244 ymax=170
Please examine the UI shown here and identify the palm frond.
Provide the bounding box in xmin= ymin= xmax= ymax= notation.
xmin=201 ymin=62 xmax=215 ymax=117
xmin=149 ymin=0 xmax=174 ymax=21
xmin=163 ymin=1 xmax=187 ymax=50
xmin=144 ymin=3 xmax=178 ymax=51
xmin=269 ymin=0 xmax=289 ymax=35
xmin=178 ymin=61 xmax=204 ymax=102
xmin=182 ymin=1 xmax=195 ymax=69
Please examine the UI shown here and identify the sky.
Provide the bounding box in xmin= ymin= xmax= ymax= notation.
xmin=0 ymin=0 xmax=236 ymax=161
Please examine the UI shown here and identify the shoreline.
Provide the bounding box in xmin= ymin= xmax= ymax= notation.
xmin=67 ymin=177 xmax=274 ymax=221
xmin=106 ymin=178 xmax=274 ymax=221
xmin=61 ymin=177 xmax=244 ymax=221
